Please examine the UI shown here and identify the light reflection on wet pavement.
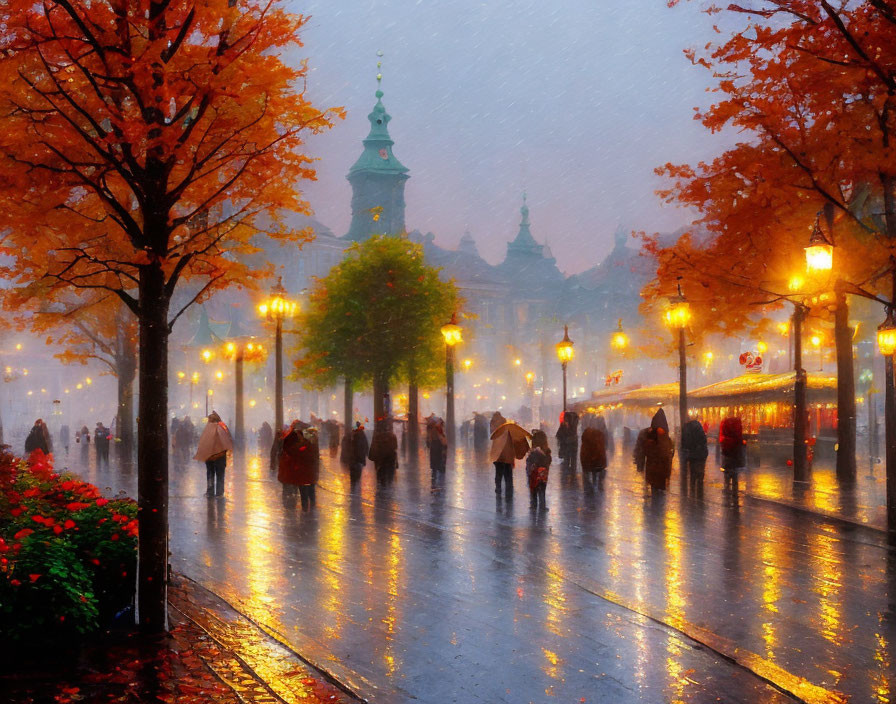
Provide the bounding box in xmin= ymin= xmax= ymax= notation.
xmin=64 ymin=442 xmax=896 ymax=703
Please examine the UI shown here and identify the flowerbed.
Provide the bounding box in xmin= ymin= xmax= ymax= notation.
xmin=0 ymin=447 xmax=137 ymax=643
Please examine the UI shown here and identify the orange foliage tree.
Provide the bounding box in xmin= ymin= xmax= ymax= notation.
xmin=647 ymin=0 xmax=896 ymax=479
xmin=38 ymin=295 xmax=139 ymax=459
xmin=0 ymin=0 xmax=341 ymax=630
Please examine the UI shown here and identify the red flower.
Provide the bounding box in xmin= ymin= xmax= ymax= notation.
xmin=96 ymin=498 xmax=109 ymax=507
xmin=64 ymin=519 xmax=76 ymax=530
xmin=60 ymin=480 xmax=75 ymax=491
xmin=53 ymin=525 xmax=63 ymax=535
xmin=29 ymin=574 xmax=41 ymax=583
xmin=13 ymin=528 xmax=33 ymax=540
xmin=111 ymin=533 xmax=119 ymax=541
xmin=10 ymin=507 xmax=22 ymax=517
xmin=10 ymin=579 xmax=21 ymax=587
xmin=66 ymin=502 xmax=89 ymax=511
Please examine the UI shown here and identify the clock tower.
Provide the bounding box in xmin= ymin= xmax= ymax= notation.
xmin=345 ymin=72 xmax=410 ymax=242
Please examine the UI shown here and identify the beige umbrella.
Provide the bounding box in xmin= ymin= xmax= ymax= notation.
xmin=489 ymin=422 xmax=532 ymax=442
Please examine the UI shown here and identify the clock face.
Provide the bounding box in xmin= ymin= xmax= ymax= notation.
xmin=378 ymin=148 xmax=389 ymax=160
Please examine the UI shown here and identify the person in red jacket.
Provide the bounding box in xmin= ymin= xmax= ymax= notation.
xmin=719 ymin=416 xmax=746 ymax=489
xmin=278 ymin=421 xmax=320 ymax=510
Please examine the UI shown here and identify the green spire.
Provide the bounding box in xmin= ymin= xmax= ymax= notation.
xmin=348 ymin=51 xmax=409 ymax=176
xmin=507 ymin=192 xmax=541 ymax=254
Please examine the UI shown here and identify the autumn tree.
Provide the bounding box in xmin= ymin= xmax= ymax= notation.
xmin=293 ymin=236 xmax=462 ymax=432
xmin=38 ymin=295 xmax=139 ymax=462
xmin=647 ymin=0 xmax=896 ymax=480
xmin=0 ymin=0 xmax=340 ymax=630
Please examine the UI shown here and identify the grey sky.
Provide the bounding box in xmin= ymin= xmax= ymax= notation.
xmin=293 ymin=0 xmax=730 ymax=274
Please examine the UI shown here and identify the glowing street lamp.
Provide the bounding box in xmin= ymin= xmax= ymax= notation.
xmin=664 ymin=283 xmax=690 ymax=440
xmin=556 ymin=325 xmax=574 ymax=412
xmin=879 ymin=309 xmax=896 ymax=525
xmin=259 ymin=277 xmax=297 ymax=438
xmin=441 ymin=312 xmax=463 ymax=445
xmin=222 ymin=336 xmax=266 ymax=450
xmin=805 ymin=214 xmax=834 ymax=273
xmin=610 ymin=319 xmax=629 ymax=351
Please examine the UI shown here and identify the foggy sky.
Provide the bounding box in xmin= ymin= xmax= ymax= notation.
xmin=292 ymin=0 xmax=731 ymax=275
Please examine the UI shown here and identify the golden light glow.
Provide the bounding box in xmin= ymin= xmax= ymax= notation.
xmin=15 ymin=343 xmax=22 ymax=351
xmin=611 ymin=331 xmax=629 ymax=350
xmin=22 ymin=369 xmax=28 ymax=376
xmin=441 ymin=314 xmax=463 ymax=346
xmin=703 ymin=351 xmax=714 ymax=364
xmin=462 ymin=358 xmax=472 ymax=370
xmin=664 ymin=301 xmax=691 ymax=329
xmin=756 ymin=341 xmax=768 ymax=354
xmin=85 ymin=377 xmax=92 ymax=385
xmin=215 ymin=370 xmax=224 ymax=381
xmin=805 ymin=243 xmax=833 ymax=272
xmin=879 ymin=321 xmax=896 ymax=357
xmin=4 ymin=366 xmax=10 ymax=374
xmin=556 ymin=325 xmax=574 ymax=363
xmin=514 ymin=358 xmax=521 ymax=366
xmin=777 ymin=321 xmax=789 ymax=336
xmin=810 ymin=335 xmax=821 ymax=348
xmin=191 ymin=371 xmax=200 ymax=384
xmin=788 ymin=275 xmax=805 ymax=293
xmin=249 ymin=399 xmax=257 ymax=408
xmin=177 ymin=371 xmax=186 ymax=380
xmin=225 ymin=342 xmax=236 ymax=355
xmin=525 ymin=371 xmax=535 ymax=384
xmin=76 ymin=383 xmax=82 ymax=390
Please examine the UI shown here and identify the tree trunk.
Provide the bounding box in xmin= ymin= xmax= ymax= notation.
xmin=136 ymin=265 xmax=170 ymax=632
xmin=408 ymin=379 xmax=419 ymax=454
xmin=373 ymin=374 xmax=389 ymax=428
xmin=834 ymin=290 xmax=857 ymax=481
xmin=117 ymin=375 xmax=135 ymax=470
xmin=343 ymin=379 xmax=353 ymax=429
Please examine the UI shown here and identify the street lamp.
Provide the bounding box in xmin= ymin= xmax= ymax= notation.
xmin=879 ymin=309 xmax=896 ymax=526
xmin=441 ymin=312 xmax=462 ymax=446
xmin=610 ymin=318 xmax=629 ymax=351
xmin=222 ymin=338 xmax=266 ymax=450
xmin=556 ymin=325 xmax=574 ymax=412
xmin=664 ymin=283 xmax=690 ymax=437
xmin=805 ymin=214 xmax=834 ymax=273
xmin=258 ymin=277 xmax=297 ymax=437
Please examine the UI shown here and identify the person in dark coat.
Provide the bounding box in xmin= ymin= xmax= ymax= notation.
xmin=472 ymin=413 xmax=489 ymax=451
xmin=94 ymin=422 xmax=111 ymax=468
xmin=369 ymin=421 xmax=398 ymax=485
xmin=176 ymin=416 xmax=195 ymax=464
xmin=633 ymin=427 xmax=649 ymax=472
xmin=278 ymin=421 xmax=320 ymax=510
xmin=25 ymin=419 xmax=50 ymax=455
xmin=323 ymin=419 xmax=340 ymax=456
xmin=580 ymin=422 xmax=607 ymax=477
xmin=555 ymin=411 xmax=580 ymax=468
xmin=526 ymin=430 xmax=552 ymax=510
xmin=350 ymin=422 xmax=369 ymax=485
xmin=644 ymin=408 xmax=674 ymax=492
xmin=720 ymin=416 xmax=746 ymax=489
xmin=258 ymin=421 xmax=274 ymax=458
xmin=428 ymin=418 xmax=448 ymax=472
xmin=682 ymin=419 xmax=709 ymax=493
xmin=59 ymin=424 xmax=70 ymax=454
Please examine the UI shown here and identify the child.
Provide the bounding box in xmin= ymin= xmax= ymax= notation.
xmin=526 ymin=430 xmax=552 ymax=511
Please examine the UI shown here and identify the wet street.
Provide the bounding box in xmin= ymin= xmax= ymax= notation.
xmin=62 ymin=441 xmax=895 ymax=704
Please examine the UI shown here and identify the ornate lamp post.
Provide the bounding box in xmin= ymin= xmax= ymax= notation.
xmin=610 ymin=319 xmax=629 ymax=352
xmin=664 ymin=284 xmax=691 ymax=436
xmin=441 ymin=313 xmax=462 ymax=446
xmin=556 ymin=326 xmax=574 ymax=412
xmin=222 ymin=338 xmax=266 ymax=450
xmin=258 ymin=277 xmax=297 ymax=437
xmin=878 ymin=310 xmax=896 ymax=527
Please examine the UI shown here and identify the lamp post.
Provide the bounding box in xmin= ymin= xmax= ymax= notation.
xmin=258 ymin=277 xmax=297 ymax=437
xmin=878 ymin=310 xmax=896 ymax=527
xmin=556 ymin=326 xmax=574 ymax=412
xmin=441 ymin=313 xmax=462 ymax=446
xmin=222 ymin=338 xmax=266 ymax=450
xmin=664 ymin=284 xmax=691 ymax=437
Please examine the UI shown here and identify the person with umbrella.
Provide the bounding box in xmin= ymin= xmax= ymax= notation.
xmin=489 ymin=420 xmax=531 ymax=497
xmin=278 ymin=420 xmax=320 ymax=510
xmin=194 ymin=411 xmax=233 ymax=497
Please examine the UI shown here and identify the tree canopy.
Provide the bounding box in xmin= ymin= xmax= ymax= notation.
xmin=294 ymin=236 xmax=462 ymax=401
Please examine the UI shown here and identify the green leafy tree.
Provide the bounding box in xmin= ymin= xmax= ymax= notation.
xmin=294 ymin=236 xmax=461 ymax=426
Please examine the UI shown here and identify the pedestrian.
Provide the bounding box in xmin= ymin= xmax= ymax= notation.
xmin=580 ymin=419 xmax=607 ymax=480
xmin=176 ymin=416 xmax=195 ymax=465
xmin=489 ymin=411 xmax=506 ymax=434
xmin=368 ymin=420 xmax=398 ymax=485
xmin=682 ymin=419 xmax=709 ymax=493
xmin=350 ymin=421 xmax=369 ymax=485
xmin=720 ymin=416 xmax=746 ymax=490
xmin=59 ymin=424 xmax=70 ymax=454
xmin=194 ymin=411 xmax=233 ymax=497
xmin=278 ymin=421 xmax=320 ymax=510
xmin=258 ymin=421 xmax=274 ymax=458
xmin=24 ymin=418 xmax=50 ymax=456
xmin=555 ymin=411 xmax=580 ymax=468
xmin=473 ymin=413 xmax=489 ymax=451
xmin=94 ymin=422 xmax=111 ymax=468
xmin=428 ymin=417 xmax=448 ymax=472
xmin=325 ymin=419 xmax=340 ymax=457
xmin=633 ymin=427 xmax=649 ymax=472
xmin=526 ymin=429 xmax=552 ymax=510
xmin=489 ymin=419 xmax=528 ymax=497
xmin=643 ymin=408 xmax=674 ymax=493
